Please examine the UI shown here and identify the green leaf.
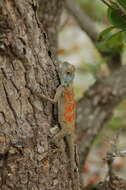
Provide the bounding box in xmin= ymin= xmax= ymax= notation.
xmin=108 ymin=7 xmax=126 ymax=29
xmin=99 ymin=26 xmax=115 ymax=40
xmin=107 ymin=31 xmax=123 ymax=47
xmin=96 ymin=31 xmax=123 ymax=54
xmin=117 ymin=0 xmax=126 ymax=11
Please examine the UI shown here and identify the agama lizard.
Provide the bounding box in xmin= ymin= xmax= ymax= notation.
xmin=35 ymin=61 xmax=77 ymax=172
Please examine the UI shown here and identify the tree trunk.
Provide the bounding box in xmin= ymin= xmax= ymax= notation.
xmin=0 ymin=0 xmax=80 ymax=189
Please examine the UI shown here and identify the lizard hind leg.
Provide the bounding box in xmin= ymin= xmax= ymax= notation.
xmin=51 ymin=128 xmax=68 ymax=142
xmin=49 ymin=122 xmax=68 ymax=146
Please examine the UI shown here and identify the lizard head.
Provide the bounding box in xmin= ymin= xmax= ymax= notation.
xmin=59 ymin=61 xmax=75 ymax=87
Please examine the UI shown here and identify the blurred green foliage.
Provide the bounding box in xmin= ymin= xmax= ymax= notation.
xmin=75 ymin=0 xmax=107 ymax=22
xmin=75 ymin=0 xmax=126 ymax=131
xmin=98 ymin=0 xmax=126 ymax=131
xmin=61 ymin=0 xmax=126 ymax=132
xmin=97 ymin=0 xmax=126 ymax=54
xmin=97 ymin=29 xmax=123 ymax=54
xmin=107 ymin=99 xmax=126 ymax=130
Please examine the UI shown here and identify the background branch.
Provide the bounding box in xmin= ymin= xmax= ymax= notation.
xmin=65 ymin=0 xmax=122 ymax=72
xmin=65 ymin=0 xmax=99 ymax=42
xmin=77 ymin=65 xmax=126 ymax=172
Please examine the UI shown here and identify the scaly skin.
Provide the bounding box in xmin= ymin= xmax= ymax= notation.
xmin=35 ymin=62 xmax=77 ymax=172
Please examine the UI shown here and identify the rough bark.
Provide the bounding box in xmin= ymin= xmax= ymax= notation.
xmin=0 ymin=0 xmax=80 ymax=190
xmin=38 ymin=0 xmax=64 ymax=59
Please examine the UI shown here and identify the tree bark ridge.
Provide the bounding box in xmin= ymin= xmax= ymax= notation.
xmin=0 ymin=1 xmax=80 ymax=190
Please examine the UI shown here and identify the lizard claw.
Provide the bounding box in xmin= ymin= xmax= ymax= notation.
xmin=48 ymin=137 xmax=60 ymax=148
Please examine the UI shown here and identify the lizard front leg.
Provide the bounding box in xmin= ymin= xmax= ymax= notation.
xmin=34 ymin=85 xmax=67 ymax=142
xmin=34 ymin=85 xmax=63 ymax=104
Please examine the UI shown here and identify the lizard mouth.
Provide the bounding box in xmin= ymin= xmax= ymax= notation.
xmin=62 ymin=83 xmax=68 ymax=87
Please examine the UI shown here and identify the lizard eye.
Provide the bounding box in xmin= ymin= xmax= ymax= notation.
xmin=66 ymin=71 xmax=70 ymax=74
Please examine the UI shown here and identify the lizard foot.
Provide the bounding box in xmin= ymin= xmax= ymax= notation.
xmin=48 ymin=137 xmax=61 ymax=148
xmin=49 ymin=125 xmax=60 ymax=136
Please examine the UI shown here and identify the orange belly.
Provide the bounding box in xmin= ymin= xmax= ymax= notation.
xmin=63 ymin=86 xmax=76 ymax=128
xmin=64 ymin=102 xmax=76 ymax=123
